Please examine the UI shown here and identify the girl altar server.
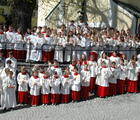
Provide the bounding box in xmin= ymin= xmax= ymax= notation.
xmin=71 ymin=67 xmax=81 ymax=102
xmin=81 ymin=65 xmax=90 ymax=100
xmin=29 ymin=70 xmax=41 ymax=106
xmin=40 ymin=71 xmax=51 ymax=105
xmin=2 ymin=71 xmax=17 ymax=110
xmin=17 ymin=66 xmax=30 ymax=104
xmin=60 ymin=68 xmax=72 ymax=103
xmin=50 ymin=72 xmax=61 ymax=105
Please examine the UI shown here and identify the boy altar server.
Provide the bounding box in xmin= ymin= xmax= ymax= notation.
xmin=17 ymin=66 xmax=30 ymax=104
xmin=88 ymin=55 xmax=97 ymax=93
xmin=71 ymin=67 xmax=81 ymax=102
xmin=127 ymin=60 xmax=139 ymax=93
xmin=117 ymin=59 xmax=127 ymax=94
xmin=109 ymin=62 xmax=119 ymax=96
xmin=29 ymin=70 xmax=41 ymax=106
xmin=50 ymin=72 xmax=61 ymax=105
xmin=96 ymin=61 xmax=111 ymax=98
xmin=81 ymin=65 xmax=90 ymax=100
xmin=60 ymin=68 xmax=72 ymax=103
xmin=40 ymin=71 xmax=51 ymax=105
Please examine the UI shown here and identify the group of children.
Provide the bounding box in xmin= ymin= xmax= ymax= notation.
xmin=0 ymin=23 xmax=139 ymax=63
xmin=0 ymin=50 xmax=140 ymax=111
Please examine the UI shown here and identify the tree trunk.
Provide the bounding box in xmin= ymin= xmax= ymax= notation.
xmin=11 ymin=0 xmax=36 ymax=33
xmin=81 ymin=0 xmax=88 ymax=23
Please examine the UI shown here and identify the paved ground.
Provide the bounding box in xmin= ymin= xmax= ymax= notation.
xmin=0 ymin=93 xmax=140 ymax=120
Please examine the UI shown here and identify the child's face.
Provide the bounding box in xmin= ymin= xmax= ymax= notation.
xmin=45 ymin=73 xmax=49 ymax=77
xmin=21 ymin=68 xmax=26 ymax=72
xmin=112 ymin=63 xmax=116 ymax=68
xmin=74 ymin=69 xmax=77 ymax=73
xmin=7 ymin=63 xmax=12 ymax=67
xmin=101 ymin=62 xmax=106 ymax=67
xmin=54 ymin=61 xmax=58 ymax=66
xmin=102 ymin=53 xmax=106 ymax=58
xmin=48 ymin=61 xmax=52 ymax=66
xmin=33 ymin=72 xmax=38 ymax=76
xmin=120 ymin=60 xmax=124 ymax=65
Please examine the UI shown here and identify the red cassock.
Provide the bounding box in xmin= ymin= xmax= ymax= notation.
xmin=42 ymin=45 xmax=54 ymax=62
xmin=117 ymin=79 xmax=126 ymax=94
xmin=61 ymin=94 xmax=70 ymax=103
xmin=138 ymin=73 xmax=140 ymax=89
xmin=14 ymin=49 xmax=26 ymax=61
xmin=127 ymin=80 xmax=138 ymax=93
xmin=71 ymin=91 xmax=81 ymax=101
xmin=81 ymin=86 xmax=90 ymax=100
xmin=0 ymin=49 xmax=6 ymax=58
xmin=30 ymin=95 xmax=39 ymax=105
xmin=18 ymin=91 xmax=28 ymax=104
xmin=109 ymin=83 xmax=117 ymax=96
xmin=97 ymin=86 xmax=109 ymax=98
xmin=89 ymin=77 xmax=96 ymax=92
xmin=41 ymin=94 xmax=50 ymax=104
xmin=51 ymin=94 xmax=60 ymax=104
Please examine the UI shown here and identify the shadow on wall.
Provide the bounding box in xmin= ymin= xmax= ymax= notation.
xmin=45 ymin=0 xmax=130 ymax=29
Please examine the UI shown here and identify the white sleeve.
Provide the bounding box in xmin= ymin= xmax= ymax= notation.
xmin=17 ymin=73 xmax=23 ymax=85
xmin=54 ymin=79 xmax=61 ymax=86
xmin=29 ymin=78 xmax=34 ymax=88
xmin=73 ymin=76 xmax=81 ymax=85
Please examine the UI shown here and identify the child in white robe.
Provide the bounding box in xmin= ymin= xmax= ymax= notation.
xmin=50 ymin=72 xmax=61 ymax=105
xmin=2 ymin=71 xmax=17 ymax=110
xmin=81 ymin=65 xmax=90 ymax=100
xmin=71 ymin=67 xmax=81 ymax=102
xmin=40 ymin=71 xmax=51 ymax=105
xmin=88 ymin=55 xmax=97 ymax=93
xmin=108 ymin=62 xmax=119 ymax=96
xmin=60 ymin=68 xmax=72 ymax=103
xmin=17 ymin=66 xmax=29 ymax=104
xmin=51 ymin=60 xmax=62 ymax=77
xmin=96 ymin=61 xmax=110 ymax=98
xmin=127 ymin=60 xmax=139 ymax=93
xmin=117 ymin=59 xmax=127 ymax=94
xmin=29 ymin=70 xmax=41 ymax=106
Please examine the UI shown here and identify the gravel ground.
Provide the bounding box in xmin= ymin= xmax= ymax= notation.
xmin=0 ymin=93 xmax=140 ymax=120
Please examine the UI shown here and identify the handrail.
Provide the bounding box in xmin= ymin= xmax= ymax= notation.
xmin=45 ymin=1 xmax=61 ymax=21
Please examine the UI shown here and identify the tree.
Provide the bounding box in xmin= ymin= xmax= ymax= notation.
xmin=7 ymin=0 xmax=36 ymax=33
